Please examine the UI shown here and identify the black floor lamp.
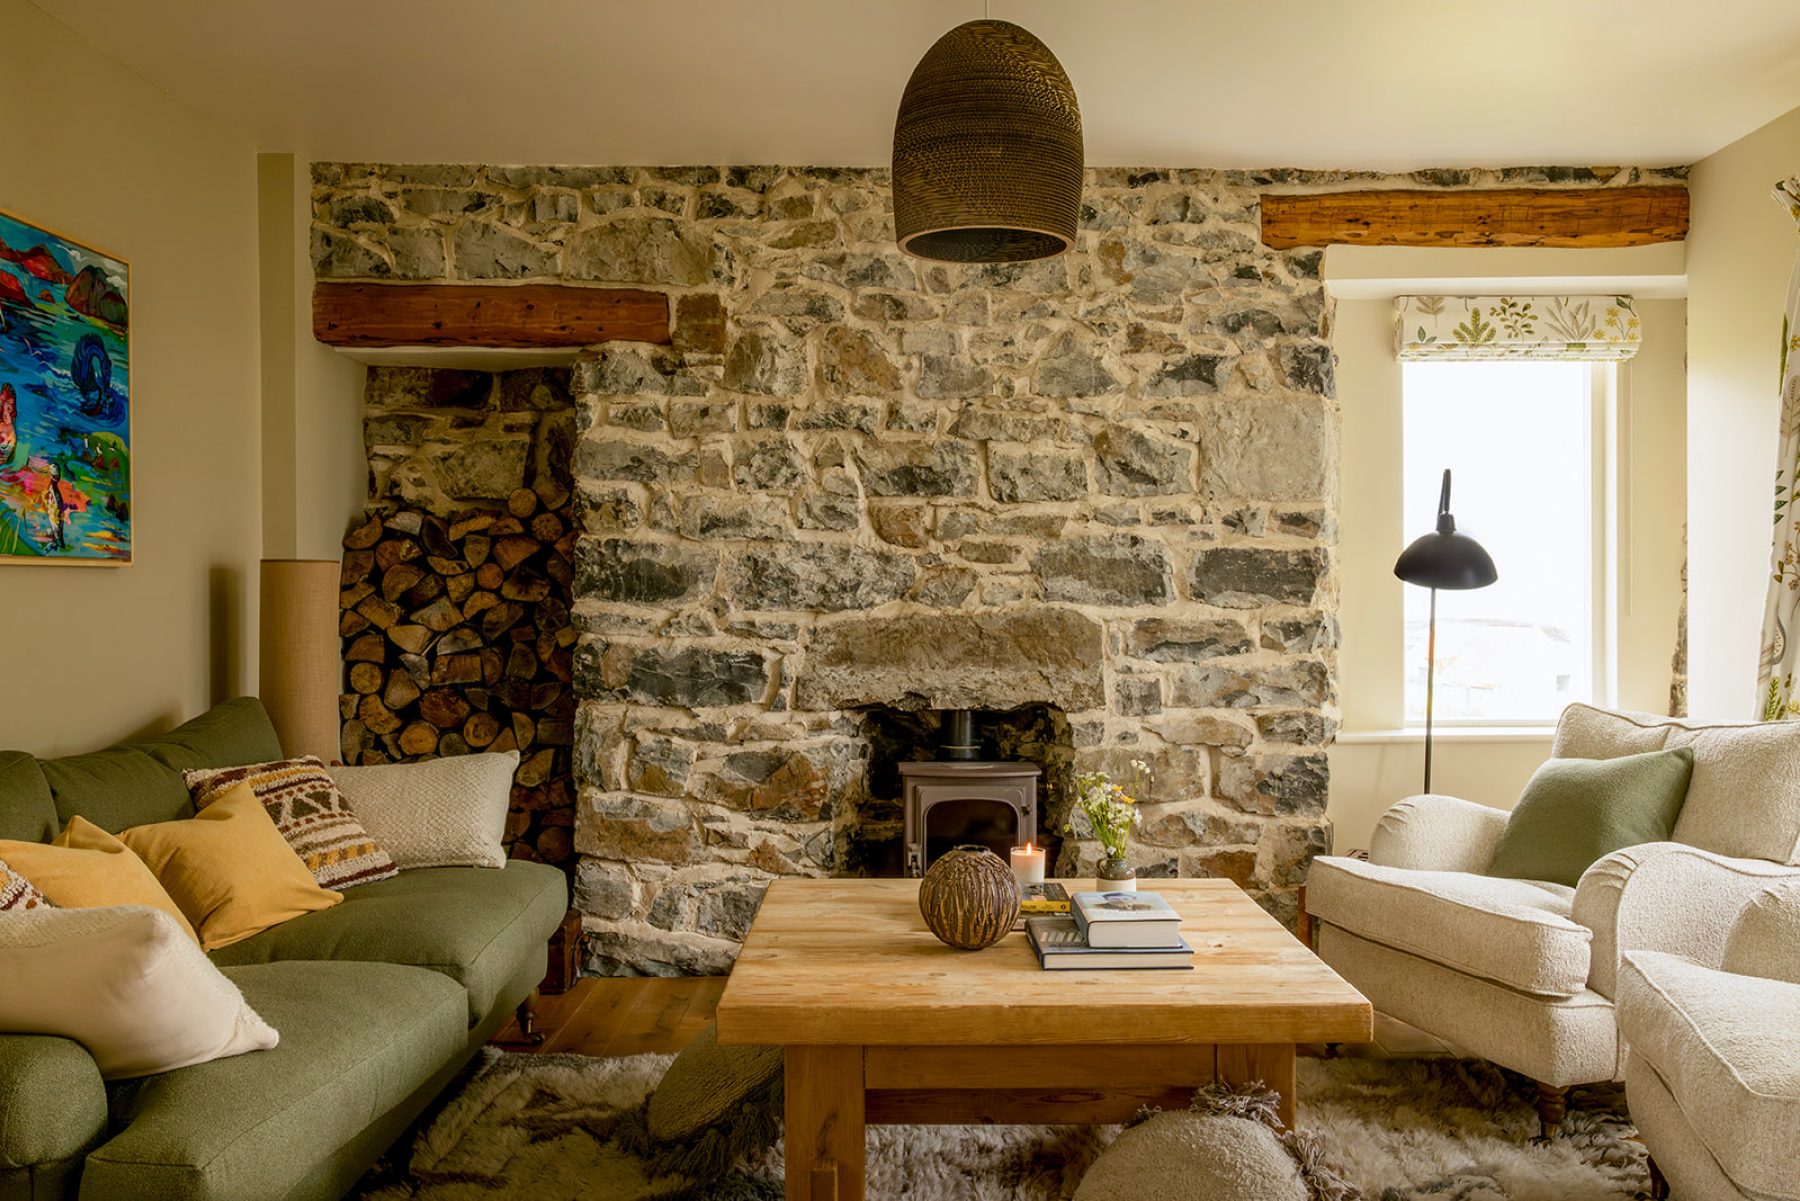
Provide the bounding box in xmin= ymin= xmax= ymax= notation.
xmin=1394 ymin=469 xmax=1498 ymax=794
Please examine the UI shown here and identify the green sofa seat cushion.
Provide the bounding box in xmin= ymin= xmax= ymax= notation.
xmin=0 ymin=1035 xmax=107 ymax=1170
xmin=39 ymin=698 xmax=284 ymax=834
xmin=1487 ymin=746 xmax=1696 ymax=888
xmin=0 ymin=752 xmax=56 ymax=844
xmin=80 ymin=960 xmax=465 ymax=1201
xmin=208 ymin=862 xmax=567 ymax=1025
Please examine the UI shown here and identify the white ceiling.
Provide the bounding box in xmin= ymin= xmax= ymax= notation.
xmin=33 ymin=0 xmax=1800 ymax=170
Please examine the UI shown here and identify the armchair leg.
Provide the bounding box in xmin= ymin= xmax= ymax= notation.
xmin=1532 ymin=1081 xmax=1567 ymax=1142
xmin=1646 ymin=1156 xmax=1669 ymax=1199
xmin=515 ymin=992 xmax=545 ymax=1047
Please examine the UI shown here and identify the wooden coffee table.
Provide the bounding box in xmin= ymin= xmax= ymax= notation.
xmin=715 ymin=878 xmax=1372 ymax=1201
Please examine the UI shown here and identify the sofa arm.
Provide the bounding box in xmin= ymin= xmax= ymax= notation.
xmin=0 ymin=1034 xmax=107 ymax=1171
xmin=1573 ymin=843 xmax=1800 ymax=999
xmin=1368 ymin=794 xmax=1509 ymax=872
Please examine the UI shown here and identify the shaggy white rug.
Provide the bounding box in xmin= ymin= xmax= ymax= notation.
xmin=354 ymin=1051 xmax=1649 ymax=1200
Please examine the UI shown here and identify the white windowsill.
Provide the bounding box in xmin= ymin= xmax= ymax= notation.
xmin=1335 ymin=726 xmax=1556 ymax=745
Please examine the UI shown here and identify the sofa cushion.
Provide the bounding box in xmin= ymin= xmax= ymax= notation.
xmin=1307 ymin=855 xmax=1591 ymax=996
xmin=1618 ymin=950 xmax=1800 ymax=1200
xmin=41 ymin=746 xmax=191 ymax=834
xmin=0 ymin=751 xmax=57 ymax=843
xmin=80 ymin=960 xmax=465 ymax=1201
xmin=207 ymin=861 xmax=567 ymax=1025
xmin=1553 ymin=703 xmax=1800 ymax=864
xmin=184 ymin=757 xmax=398 ymax=892
xmin=1722 ymin=879 xmax=1800 ymax=986
xmin=38 ymin=698 xmax=284 ymax=835
xmin=133 ymin=697 xmax=283 ymax=777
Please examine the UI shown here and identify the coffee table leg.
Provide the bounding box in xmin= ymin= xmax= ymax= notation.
xmin=1218 ymin=1043 xmax=1298 ymax=1129
xmin=784 ymin=1046 xmax=865 ymax=1201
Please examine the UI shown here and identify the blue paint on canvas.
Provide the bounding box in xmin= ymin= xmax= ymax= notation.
xmin=0 ymin=210 xmax=130 ymax=562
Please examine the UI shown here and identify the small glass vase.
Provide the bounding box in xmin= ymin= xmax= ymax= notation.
xmin=1097 ymin=856 xmax=1137 ymax=893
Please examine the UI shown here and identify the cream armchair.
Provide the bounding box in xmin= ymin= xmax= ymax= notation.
xmin=1305 ymin=704 xmax=1800 ymax=1139
xmin=1620 ymin=879 xmax=1800 ymax=1201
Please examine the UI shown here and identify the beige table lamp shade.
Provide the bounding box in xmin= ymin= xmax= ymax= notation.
xmin=260 ymin=559 xmax=341 ymax=762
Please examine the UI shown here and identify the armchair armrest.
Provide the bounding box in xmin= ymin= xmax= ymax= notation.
xmin=1722 ymin=878 xmax=1800 ymax=985
xmin=1369 ymin=794 xmax=1508 ymax=872
xmin=1572 ymin=842 xmax=1800 ymax=999
xmin=0 ymin=1034 xmax=107 ymax=1170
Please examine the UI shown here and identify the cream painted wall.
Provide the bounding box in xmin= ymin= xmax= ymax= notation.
xmin=0 ymin=0 xmax=261 ymax=755
xmin=259 ymin=153 xmax=365 ymax=560
xmin=1327 ymin=279 xmax=1687 ymax=851
xmin=1687 ymin=104 xmax=1800 ymax=720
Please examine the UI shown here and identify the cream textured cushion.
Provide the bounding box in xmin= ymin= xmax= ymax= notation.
xmin=1722 ymin=879 xmax=1800 ymax=986
xmin=1553 ymin=703 xmax=1800 ymax=864
xmin=1618 ymin=949 xmax=1800 ymax=1200
xmin=0 ymin=906 xmax=278 ymax=1079
xmin=1307 ymin=855 xmax=1590 ymax=996
xmin=329 ymin=750 xmax=518 ymax=870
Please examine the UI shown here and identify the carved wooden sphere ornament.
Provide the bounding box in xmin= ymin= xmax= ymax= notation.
xmin=919 ymin=845 xmax=1021 ymax=950
xmin=892 ymin=19 xmax=1083 ymax=263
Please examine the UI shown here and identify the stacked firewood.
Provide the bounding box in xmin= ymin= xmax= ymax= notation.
xmin=337 ymin=487 xmax=578 ymax=865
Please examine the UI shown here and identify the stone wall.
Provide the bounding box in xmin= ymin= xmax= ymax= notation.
xmin=313 ymin=162 xmax=1684 ymax=975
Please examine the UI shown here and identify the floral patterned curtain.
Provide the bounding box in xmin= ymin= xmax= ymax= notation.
xmin=1395 ymin=295 xmax=1642 ymax=360
xmin=1754 ymin=177 xmax=1800 ymax=719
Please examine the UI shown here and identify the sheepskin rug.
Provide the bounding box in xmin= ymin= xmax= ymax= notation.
xmin=353 ymin=1051 xmax=1650 ymax=1200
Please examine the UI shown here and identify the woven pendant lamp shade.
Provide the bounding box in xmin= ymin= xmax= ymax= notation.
xmin=892 ymin=19 xmax=1083 ymax=263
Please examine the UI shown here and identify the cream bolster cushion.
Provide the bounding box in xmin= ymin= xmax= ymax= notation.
xmin=0 ymin=906 xmax=278 ymax=1079
xmin=328 ymin=750 xmax=518 ymax=870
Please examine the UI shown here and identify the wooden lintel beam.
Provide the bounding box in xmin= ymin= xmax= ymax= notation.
xmin=1259 ymin=186 xmax=1689 ymax=250
xmin=312 ymin=281 xmax=670 ymax=349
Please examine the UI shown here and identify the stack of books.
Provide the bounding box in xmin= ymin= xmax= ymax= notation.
xmin=1025 ymin=890 xmax=1193 ymax=970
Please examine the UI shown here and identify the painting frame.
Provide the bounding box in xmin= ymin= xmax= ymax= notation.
xmin=0 ymin=205 xmax=132 ymax=567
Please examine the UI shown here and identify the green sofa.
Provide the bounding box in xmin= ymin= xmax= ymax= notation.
xmin=0 ymin=698 xmax=569 ymax=1201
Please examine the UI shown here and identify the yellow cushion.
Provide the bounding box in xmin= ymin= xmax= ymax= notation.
xmin=0 ymin=818 xmax=197 ymax=941
xmin=120 ymin=782 xmax=343 ymax=951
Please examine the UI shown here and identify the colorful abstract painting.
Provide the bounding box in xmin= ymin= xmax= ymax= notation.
xmin=0 ymin=209 xmax=130 ymax=564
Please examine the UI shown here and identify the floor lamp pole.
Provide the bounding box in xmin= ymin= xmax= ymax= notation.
xmin=1423 ymin=587 xmax=1437 ymax=795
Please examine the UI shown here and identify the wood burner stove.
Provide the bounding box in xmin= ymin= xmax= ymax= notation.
xmin=899 ymin=711 xmax=1041 ymax=876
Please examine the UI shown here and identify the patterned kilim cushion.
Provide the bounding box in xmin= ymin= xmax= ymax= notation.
xmin=0 ymin=856 xmax=55 ymax=911
xmin=183 ymin=757 xmax=397 ymax=890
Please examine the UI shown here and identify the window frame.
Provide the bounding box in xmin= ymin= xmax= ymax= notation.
xmin=1398 ymin=359 xmax=1620 ymax=729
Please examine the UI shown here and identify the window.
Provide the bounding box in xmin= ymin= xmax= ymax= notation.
xmin=1401 ymin=360 xmax=1609 ymax=724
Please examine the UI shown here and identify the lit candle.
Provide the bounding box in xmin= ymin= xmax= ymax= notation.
xmin=1010 ymin=842 xmax=1046 ymax=888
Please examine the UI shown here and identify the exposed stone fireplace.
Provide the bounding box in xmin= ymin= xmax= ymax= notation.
xmin=311 ymin=160 xmax=1677 ymax=977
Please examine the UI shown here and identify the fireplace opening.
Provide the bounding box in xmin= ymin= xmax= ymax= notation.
xmin=849 ymin=703 xmax=1074 ymax=877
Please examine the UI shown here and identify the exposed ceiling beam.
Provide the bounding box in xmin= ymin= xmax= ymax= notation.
xmin=1260 ymin=187 xmax=1690 ymax=250
xmin=312 ymin=282 xmax=671 ymax=350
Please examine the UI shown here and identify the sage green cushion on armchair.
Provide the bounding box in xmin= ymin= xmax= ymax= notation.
xmin=1486 ymin=747 xmax=1695 ymax=888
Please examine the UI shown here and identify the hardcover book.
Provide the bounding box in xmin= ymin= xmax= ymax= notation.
xmin=1026 ymin=916 xmax=1194 ymax=970
xmin=1019 ymin=881 xmax=1071 ymax=914
xmin=1071 ymin=890 xmax=1184 ymax=949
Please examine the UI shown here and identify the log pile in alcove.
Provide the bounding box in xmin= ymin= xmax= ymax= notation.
xmin=336 ymin=487 xmax=577 ymax=866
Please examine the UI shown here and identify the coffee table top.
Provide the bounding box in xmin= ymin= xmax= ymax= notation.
xmin=715 ymin=878 xmax=1371 ymax=1047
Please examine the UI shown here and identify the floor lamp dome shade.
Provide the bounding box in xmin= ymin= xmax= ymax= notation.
xmin=1393 ymin=469 xmax=1499 ymax=590
xmin=892 ymin=19 xmax=1083 ymax=263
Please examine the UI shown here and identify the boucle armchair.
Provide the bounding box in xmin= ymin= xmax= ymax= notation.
xmin=1620 ymin=879 xmax=1800 ymax=1201
xmin=1305 ymin=704 xmax=1800 ymax=1138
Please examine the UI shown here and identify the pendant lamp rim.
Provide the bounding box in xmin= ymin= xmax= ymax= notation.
xmin=896 ymin=221 xmax=1075 ymax=262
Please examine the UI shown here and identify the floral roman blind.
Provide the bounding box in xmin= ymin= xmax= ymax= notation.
xmin=1395 ymin=295 xmax=1642 ymax=361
